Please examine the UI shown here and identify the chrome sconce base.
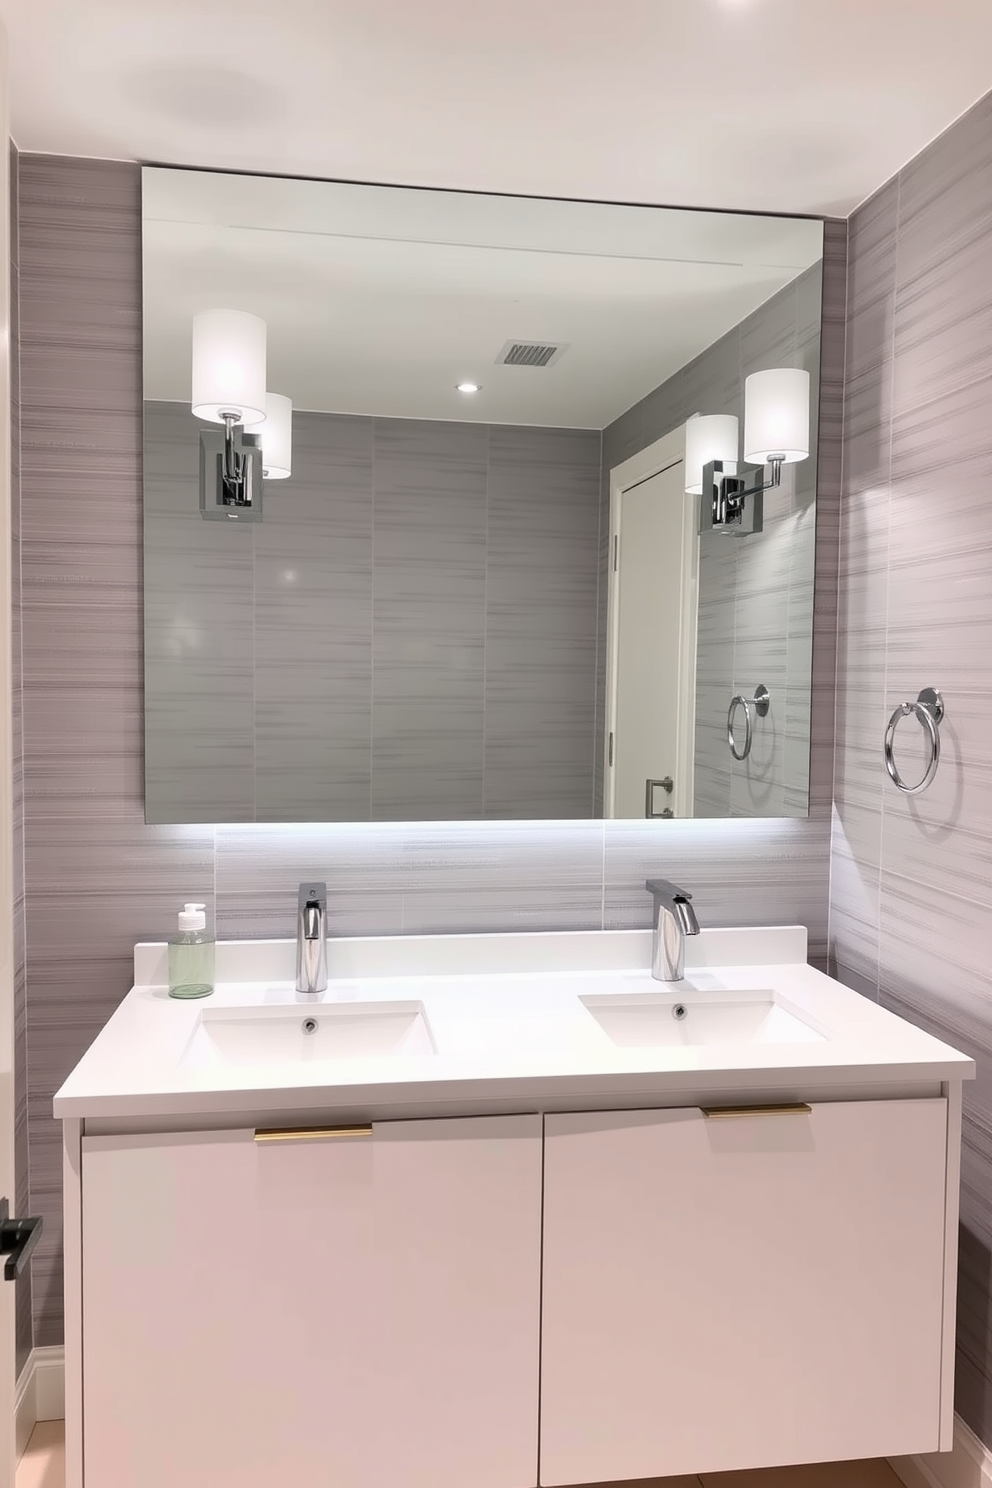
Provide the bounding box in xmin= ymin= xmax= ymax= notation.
xmin=199 ymin=416 xmax=263 ymax=523
xmin=699 ymin=455 xmax=784 ymax=536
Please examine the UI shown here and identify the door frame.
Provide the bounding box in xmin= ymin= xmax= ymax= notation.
xmin=605 ymin=425 xmax=698 ymax=820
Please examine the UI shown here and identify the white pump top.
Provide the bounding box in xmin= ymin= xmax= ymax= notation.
xmin=178 ymin=903 xmax=207 ymax=933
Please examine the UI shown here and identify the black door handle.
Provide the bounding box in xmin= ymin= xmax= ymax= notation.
xmin=0 ymin=1197 xmax=42 ymax=1281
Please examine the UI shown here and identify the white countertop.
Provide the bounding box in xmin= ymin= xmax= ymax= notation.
xmin=54 ymin=927 xmax=974 ymax=1121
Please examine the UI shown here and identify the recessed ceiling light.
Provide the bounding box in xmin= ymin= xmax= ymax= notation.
xmin=456 ymin=381 xmax=481 ymax=394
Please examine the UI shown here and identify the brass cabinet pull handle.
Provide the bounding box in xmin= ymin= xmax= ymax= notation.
xmin=254 ymin=1125 xmax=373 ymax=1143
xmin=700 ymin=1103 xmax=812 ymax=1120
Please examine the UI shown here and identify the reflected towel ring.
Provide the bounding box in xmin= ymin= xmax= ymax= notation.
xmin=883 ymin=687 xmax=944 ymax=795
xmin=727 ymin=684 xmax=770 ymax=761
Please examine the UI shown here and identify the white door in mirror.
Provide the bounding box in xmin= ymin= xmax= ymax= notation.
xmin=609 ymin=456 xmax=696 ymax=819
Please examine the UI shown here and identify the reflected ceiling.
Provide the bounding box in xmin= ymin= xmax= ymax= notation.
xmin=144 ymin=169 xmax=822 ymax=425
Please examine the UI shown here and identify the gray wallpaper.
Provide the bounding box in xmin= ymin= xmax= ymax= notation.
xmin=144 ymin=403 xmax=602 ymax=824
xmin=599 ymin=262 xmax=823 ymax=820
xmin=830 ymin=87 xmax=992 ymax=1445
xmin=14 ymin=154 xmax=843 ymax=1349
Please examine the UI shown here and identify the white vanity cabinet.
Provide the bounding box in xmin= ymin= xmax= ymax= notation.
xmin=79 ymin=1114 xmax=543 ymax=1488
xmin=540 ymin=1099 xmax=951 ymax=1484
xmin=60 ymin=929 xmax=974 ymax=1488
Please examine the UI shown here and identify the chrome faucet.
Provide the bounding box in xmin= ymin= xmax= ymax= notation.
xmin=645 ymin=879 xmax=700 ymax=982
xmin=296 ymin=882 xmax=328 ymax=995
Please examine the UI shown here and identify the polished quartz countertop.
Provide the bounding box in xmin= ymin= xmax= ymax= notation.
xmin=53 ymin=926 xmax=974 ymax=1120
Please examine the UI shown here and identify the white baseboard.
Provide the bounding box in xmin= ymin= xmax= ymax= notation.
xmin=891 ymin=1417 xmax=992 ymax=1488
xmin=15 ymin=1347 xmax=65 ymax=1459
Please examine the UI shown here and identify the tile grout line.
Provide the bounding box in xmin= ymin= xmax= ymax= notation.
xmin=875 ymin=164 xmax=901 ymax=998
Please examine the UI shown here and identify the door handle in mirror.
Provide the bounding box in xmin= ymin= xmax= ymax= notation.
xmin=0 ymin=1197 xmax=43 ymax=1281
xmin=645 ymin=778 xmax=674 ymax=817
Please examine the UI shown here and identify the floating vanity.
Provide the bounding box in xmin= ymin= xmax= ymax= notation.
xmin=56 ymin=926 xmax=973 ymax=1488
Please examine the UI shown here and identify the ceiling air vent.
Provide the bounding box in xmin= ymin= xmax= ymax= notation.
xmin=496 ymin=340 xmax=567 ymax=369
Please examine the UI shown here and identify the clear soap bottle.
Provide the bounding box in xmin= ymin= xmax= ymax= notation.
xmin=168 ymin=903 xmax=215 ymax=1000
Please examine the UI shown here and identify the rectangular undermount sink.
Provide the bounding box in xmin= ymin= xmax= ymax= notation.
xmin=580 ymin=990 xmax=825 ymax=1048
xmin=182 ymin=1000 xmax=436 ymax=1070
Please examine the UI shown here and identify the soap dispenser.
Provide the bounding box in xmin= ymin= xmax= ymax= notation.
xmin=168 ymin=903 xmax=215 ymax=1000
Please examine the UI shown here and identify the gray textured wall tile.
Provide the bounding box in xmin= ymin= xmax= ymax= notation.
xmin=600 ymin=403 xmax=643 ymax=474
xmin=604 ymin=816 xmax=831 ymax=962
xmin=681 ymin=333 xmax=740 ymax=421
xmin=637 ymin=378 xmax=685 ymax=445
xmin=214 ymin=819 xmax=608 ymax=938
xmin=740 ymin=281 xmax=798 ymax=377
xmin=18 ymin=157 xmax=215 ymax=1342
xmin=371 ymin=420 xmax=488 ymax=821
xmin=893 ymin=93 xmax=992 ymax=416
xmin=845 ymin=179 xmax=898 ymax=383
xmin=146 ymin=405 xmax=603 ymax=822
xmin=254 ymin=411 xmax=375 ymax=818
xmin=830 ymin=87 xmax=992 ymax=1448
xmin=486 ymin=424 xmax=600 ymax=817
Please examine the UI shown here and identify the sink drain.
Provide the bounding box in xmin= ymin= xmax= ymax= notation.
xmin=672 ymin=1003 xmax=688 ymax=1022
xmin=302 ymin=1017 xmax=318 ymax=1035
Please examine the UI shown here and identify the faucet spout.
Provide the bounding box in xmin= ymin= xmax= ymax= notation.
xmin=645 ymin=878 xmax=700 ymax=982
xmin=296 ymin=882 xmax=328 ymax=995
xmin=674 ymin=895 xmax=699 ymax=939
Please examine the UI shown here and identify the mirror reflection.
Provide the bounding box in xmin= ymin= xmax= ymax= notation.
xmin=142 ymin=168 xmax=823 ymax=824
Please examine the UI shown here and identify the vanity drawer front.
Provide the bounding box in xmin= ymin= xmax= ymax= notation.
xmin=81 ymin=1115 xmax=542 ymax=1488
xmin=540 ymin=1099 xmax=948 ymax=1485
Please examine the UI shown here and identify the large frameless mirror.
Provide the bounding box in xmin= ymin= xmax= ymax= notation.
xmin=142 ymin=167 xmax=824 ymax=824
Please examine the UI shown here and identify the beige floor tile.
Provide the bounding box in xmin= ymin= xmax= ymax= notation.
xmin=16 ymin=1421 xmax=65 ymax=1488
xmin=701 ymin=1459 xmax=904 ymax=1488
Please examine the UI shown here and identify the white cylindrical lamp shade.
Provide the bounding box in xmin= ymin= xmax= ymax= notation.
xmin=684 ymin=414 xmax=739 ymax=496
xmin=744 ymin=368 xmax=810 ymax=464
xmin=191 ymin=309 xmax=267 ymax=425
xmin=246 ymin=393 xmax=293 ymax=479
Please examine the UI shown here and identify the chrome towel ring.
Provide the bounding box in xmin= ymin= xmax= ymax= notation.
xmin=727 ymin=684 xmax=770 ymax=761
xmin=883 ymin=687 xmax=944 ymax=795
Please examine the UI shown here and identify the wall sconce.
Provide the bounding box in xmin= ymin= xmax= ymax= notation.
xmin=245 ymin=392 xmax=293 ymax=480
xmin=192 ymin=309 xmax=267 ymax=522
xmin=686 ymin=368 xmax=811 ymax=536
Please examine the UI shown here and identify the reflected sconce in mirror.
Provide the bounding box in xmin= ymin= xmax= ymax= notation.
xmin=245 ymin=392 xmax=293 ymax=480
xmin=193 ymin=309 xmax=267 ymax=522
xmin=686 ymin=368 xmax=810 ymax=536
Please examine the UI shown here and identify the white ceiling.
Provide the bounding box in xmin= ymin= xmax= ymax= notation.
xmin=2 ymin=0 xmax=991 ymax=218
xmin=143 ymin=169 xmax=823 ymax=425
